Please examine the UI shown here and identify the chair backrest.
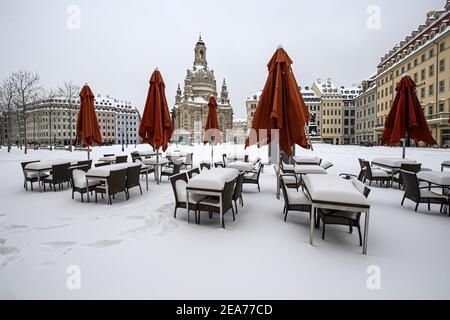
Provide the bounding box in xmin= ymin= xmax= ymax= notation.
xmin=187 ymin=168 xmax=200 ymax=179
xmin=244 ymin=155 xmax=249 ymax=163
xmin=280 ymin=177 xmax=290 ymax=206
xmin=352 ymin=179 xmax=371 ymax=198
xmin=107 ymin=168 xmax=128 ymax=194
xmin=169 ymin=172 xmax=189 ymax=204
xmin=52 ymin=162 xmax=71 ymax=182
xmin=280 ymin=151 xmax=290 ymax=164
xmin=361 ymin=160 xmax=372 ymax=178
xmin=222 ymin=154 xmax=228 ymax=166
xmin=103 ymin=154 xmax=115 ymax=157
xmin=222 ymin=178 xmax=237 ymax=211
xmin=77 ymin=160 xmax=92 ymax=169
xmin=71 ymin=169 xmax=86 ymax=189
xmin=200 ymin=163 xmax=210 ymax=170
xmin=21 ymin=160 xmax=40 ymax=177
xmin=255 ymin=162 xmax=263 ymax=179
xmin=358 ymin=158 xmax=366 ymax=170
xmin=126 ymin=165 xmax=141 ymax=188
xmin=185 ymin=153 xmax=193 ymax=165
xmin=130 ymin=152 xmax=141 ymax=162
xmin=233 ymin=172 xmax=245 ymax=200
xmin=400 ymin=163 xmax=421 ymax=173
xmin=116 ymin=155 xmax=128 ymax=164
xmin=173 ymin=163 xmax=182 ymax=175
xmin=401 ymin=170 xmax=420 ymax=200
xmin=94 ymin=162 xmax=109 ymax=168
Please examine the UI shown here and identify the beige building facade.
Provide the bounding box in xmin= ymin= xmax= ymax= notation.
xmin=375 ymin=2 xmax=450 ymax=147
xmin=355 ymin=77 xmax=377 ymax=143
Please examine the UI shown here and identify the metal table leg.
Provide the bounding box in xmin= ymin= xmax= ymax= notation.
xmin=363 ymin=211 xmax=370 ymax=254
xmin=86 ymin=177 xmax=90 ymax=202
xmin=186 ymin=190 xmax=190 ymax=223
xmin=310 ymin=205 xmax=315 ymax=246
xmin=37 ymin=171 xmax=42 ymax=192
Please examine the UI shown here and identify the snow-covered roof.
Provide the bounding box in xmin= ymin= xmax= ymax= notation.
xmin=247 ymin=90 xmax=262 ymax=101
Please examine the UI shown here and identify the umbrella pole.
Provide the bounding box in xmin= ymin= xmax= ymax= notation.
xmin=156 ymin=148 xmax=160 ymax=185
xmin=276 ymin=143 xmax=281 ymax=200
xmin=211 ymin=144 xmax=214 ymax=167
xmin=87 ymin=146 xmax=90 ymax=160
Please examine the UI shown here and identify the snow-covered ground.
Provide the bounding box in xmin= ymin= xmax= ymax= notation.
xmin=0 ymin=143 xmax=449 ymax=299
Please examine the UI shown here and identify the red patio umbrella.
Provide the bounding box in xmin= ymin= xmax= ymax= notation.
xmin=139 ymin=68 xmax=174 ymax=184
xmin=380 ymin=75 xmax=436 ymax=158
xmin=203 ymin=96 xmax=222 ymax=164
xmin=245 ymin=46 xmax=310 ymax=198
xmin=75 ymin=84 xmax=102 ymax=159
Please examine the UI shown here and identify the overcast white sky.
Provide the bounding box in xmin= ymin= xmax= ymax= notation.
xmin=0 ymin=0 xmax=444 ymax=117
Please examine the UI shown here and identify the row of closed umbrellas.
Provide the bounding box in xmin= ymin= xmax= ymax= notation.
xmin=75 ymin=47 xmax=437 ymax=168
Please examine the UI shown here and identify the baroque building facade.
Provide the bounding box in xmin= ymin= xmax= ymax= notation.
xmin=375 ymin=1 xmax=450 ymax=147
xmin=172 ymin=36 xmax=234 ymax=143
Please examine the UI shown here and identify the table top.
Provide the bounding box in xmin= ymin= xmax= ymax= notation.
xmin=303 ymin=175 xmax=370 ymax=208
xmin=187 ymin=168 xmax=239 ymax=191
xmin=294 ymin=165 xmax=327 ymax=175
xmin=25 ymin=160 xmax=78 ymax=171
xmin=143 ymin=158 xmax=169 ymax=166
xmin=139 ymin=151 xmax=157 ymax=157
xmin=86 ymin=163 xmax=140 ymax=178
xmin=292 ymin=156 xmax=321 ymax=165
xmin=372 ymin=157 xmax=417 ymax=168
xmin=417 ymin=171 xmax=450 ymax=186
xmin=227 ymin=161 xmax=254 ymax=172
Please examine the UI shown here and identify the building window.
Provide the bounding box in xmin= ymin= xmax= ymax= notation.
xmin=440 ymin=59 xmax=445 ymax=72
xmin=439 ymin=102 xmax=445 ymax=112
xmin=440 ymin=42 xmax=445 ymax=52
xmin=439 ymin=80 xmax=445 ymax=93
xmin=429 ymin=106 xmax=433 ymax=115
xmin=421 ymin=53 xmax=426 ymax=63
xmin=421 ymin=69 xmax=426 ymax=81
xmin=429 ymin=48 xmax=435 ymax=58
xmin=429 ymin=64 xmax=434 ymax=77
xmin=421 ymin=87 xmax=425 ymax=99
xmin=429 ymin=84 xmax=434 ymax=97
xmin=413 ymin=73 xmax=418 ymax=83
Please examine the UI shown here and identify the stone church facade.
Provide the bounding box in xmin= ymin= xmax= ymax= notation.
xmin=172 ymin=36 xmax=234 ymax=143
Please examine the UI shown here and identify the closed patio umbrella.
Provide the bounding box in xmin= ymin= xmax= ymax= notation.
xmin=380 ymin=74 xmax=436 ymax=158
xmin=245 ymin=46 xmax=310 ymax=198
xmin=139 ymin=68 xmax=174 ymax=184
xmin=75 ymin=84 xmax=102 ymax=159
xmin=203 ymin=96 xmax=222 ymax=165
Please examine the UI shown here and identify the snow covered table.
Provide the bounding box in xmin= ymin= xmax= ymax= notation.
xmin=371 ymin=157 xmax=418 ymax=171
xmin=227 ymin=161 xmax=254 ymax=172
xmin=142 ymin=158 xmax=170 ymax=184
xmin=186 ymin=168 xmax=239 ymax=228
xmin=139 ymin=151 xmax=157 ymax=158
xmin=85 ymin=163 xmax=143 ymax=202
xmin=303 ymin=174 xmax=371 ymax=254
xmin=294 ymin=165 xmax=327 ymax=175
xmin=292 ymin=156 xmax=322 ymax=165
xmin=98 ymin=156 xmax=116 ymax=164
xmin=24 ymin=160 xmax=79 ymax=192
xmin=417 ymin=171 xmax=450 ymax=214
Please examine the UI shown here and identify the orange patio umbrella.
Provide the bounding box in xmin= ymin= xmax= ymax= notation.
xmin=139 ymin=68 xmax=174 ymax=184
xmin=380 ymin=75 xmax=436 ymax=158
xmin=245 ymin=46 xmax=310 ymax=198
xmin=75 ymin=84 xmax=102 ymax=159
xmin=203 ymin=96 xmax=222 ymax=164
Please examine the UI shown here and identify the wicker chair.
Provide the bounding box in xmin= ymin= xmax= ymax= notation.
xmin=317 ymin=179 xmax=370 ymax=246
xmin=280 ymin=177 xmax=311 ymax=222
xmin=400 ymin=170 xmax=447 ymax=212
xmin=362 ymin=160 xmax=392 ymax=187
xmin=280 ymin=157 xmax=295 ymax=174
xmin=243 ymin=162 xmax=263 ymax=191
xmin=94 ymin=168 xmax=128 ymax=205
xmin=196 ymin=178 xmax=237 ymax=228
xmin=187 ymin=167 xmax=200 ymax=179
xmin=126 ymin=165 xmax=142 ymax=198
xmin=130 ymin=152 xmax=141 ymax=162
xmin=232 ymin=172 xmax=245 ymax=214
xmin=71 ymin=169 xmax=101 ymax=202
xmin=103 ymin=154 xmax=115 ymax=157
xmin=43 ymin=162 xmax=71 ymax=192
xmin=21 ymin=160 xmax=48 ymax=191
xmin=393 ymin=163 xmax=422 ymax=189
xmin=115 ymin=155 xmax=128 ymax=164
xmin=160 ymin=163 xmax=181 ymax=182
xmin=169 ymin=173 xmax=207 ymax=220
xmin=214 ymin=154 xmax=227 ymax=168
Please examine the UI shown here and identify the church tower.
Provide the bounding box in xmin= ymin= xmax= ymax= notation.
xmin=220 ymin=79 xmax=229 ymax=104
xmin=193 ymin=34 xmax=207 ymax=67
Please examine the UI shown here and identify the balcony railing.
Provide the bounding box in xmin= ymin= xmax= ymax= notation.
xmin=426 ymin=112 xmax=450 ymax=120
